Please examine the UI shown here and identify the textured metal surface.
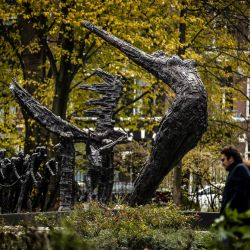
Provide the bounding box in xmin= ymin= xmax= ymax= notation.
xmin=57 ymin=133 xmax=75 ymax=211
xmin=81 ymin=69 xmax=127 ymax=202
xmin=9 ymin=81 xmax=90 ymax=142
xmin=0 ymin=146 xmax=53 ymax=213
xmin=9 ymin=70 xmax=127 ymax=205
xmin=83 ymin=22 xmax=208 ymax=205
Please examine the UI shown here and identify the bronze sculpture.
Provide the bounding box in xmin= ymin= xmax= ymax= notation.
xmin=82 ymin=21 xmax=207 ymax=205
xmin=9 ymin=69 xmax=127 ymax=208
xmin=2 ymin=22 xmax=207 ymax=210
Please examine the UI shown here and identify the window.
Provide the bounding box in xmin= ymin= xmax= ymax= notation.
xmin=245 ymin=141 xmax=250 ymax=160
xmin=246 ymin=78 xmax=250 ymax=118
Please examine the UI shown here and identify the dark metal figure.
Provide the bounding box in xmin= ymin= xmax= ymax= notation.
xmin=10 ymin=69 xmax=127 ymax=205
xmin=57 ymin=132 xmax=75 ymax=211
xmin=16 ymin=146 xmax=47 ymax=212
xmin=80 ymin=69 xmax=127 ymax=202
xmin=82 ymin=21 xmax=208 ymax=205
xmin=10 ymin=81 xmax=97 ymax=143
xmin=9 ymin=21 xmax=208 ymax=206
xmin=32 ymin=158 xmax=58 ymax=211
xmin=0 ymin=147 xmax=61 ymax=213
xmin=9 ymin=153 xmax=25 ymax=211
xmin=0 ymin=150 xmax=23 ymax=212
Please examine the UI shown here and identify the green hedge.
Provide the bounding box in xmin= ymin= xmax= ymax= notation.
xmin=61 ymin=202 xmax=211 ymax=249
xmin=0 ymin=202 xmax=214 ymax=250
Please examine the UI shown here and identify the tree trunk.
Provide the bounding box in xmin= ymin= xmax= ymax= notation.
xmin=173 ymin=162 xmax=182 ymax=206
xmin=83 ymin=22 xmax=208 ymax=206
xmin=51 ymin=5 xmax=74 ymax=120
xmin=19 ymin=17 xmax=48 ymax=153
xmin=52 ymin=80 xmax=71 ymax=119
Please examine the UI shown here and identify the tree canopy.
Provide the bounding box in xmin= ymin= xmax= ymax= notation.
xmin=0 ymin=0 xmax=249 ymax=192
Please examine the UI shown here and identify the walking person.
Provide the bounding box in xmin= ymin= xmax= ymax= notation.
xmin=220 ymin=146 xmax=250 ymax=214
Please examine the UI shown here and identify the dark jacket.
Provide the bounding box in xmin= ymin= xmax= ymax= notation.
xmin=220 ymin=162 xmax=250 ymax=214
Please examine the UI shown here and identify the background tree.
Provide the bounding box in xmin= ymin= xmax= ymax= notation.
xmin=114 ymin=141 xmax=150 ymax=182
xmin=0 ymin=0 xmax=249 ymax=206
xmin=0 ymin=0 xmax=172 ymax=152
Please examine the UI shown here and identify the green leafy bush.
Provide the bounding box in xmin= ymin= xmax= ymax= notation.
xmin=211 ymin=208 xmax=250 ymax=250
xmin=0 ymin=225 xmax=93 ymax=250
xmin=192 ymin=231 xmax=214 ymax=250
xmin=62 ymin=202 xmax=204 ymax=249
xmin=49 ymin=227 xmax=94 ymax=250
xmin=64 ymin=202 xmax=192 ymax=234
xmin=0 ymin=203 xmax=214 ymax=249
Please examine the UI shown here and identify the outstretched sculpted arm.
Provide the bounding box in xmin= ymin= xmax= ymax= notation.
xmin=83 ymin=21 xmax=159 ymax=76
xmin=10 ymin=80 xmax=92 ymax=143
xmin=83 ymin=21 xmax=205 ymax=96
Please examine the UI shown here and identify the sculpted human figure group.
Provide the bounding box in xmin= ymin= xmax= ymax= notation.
xmin=9 ymin=67 xmax=128 ymax=210
xmin=0 ymin=146 xmax=58 ymax=213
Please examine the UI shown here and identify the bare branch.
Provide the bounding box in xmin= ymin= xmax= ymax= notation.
xmin=83 ymin=40 xmax=96 ymax=61
xmin=43 ymin=41 xmax=58 ymax=77
xmin=193 ymin=45 xmax=250 ymax=52
xmin=230 ymin=82 xmax=250 ymax=102
xmin=114 ymin=90 xmax=151 ymax=115
xmin=201 ymin=64 xmax=248 ymax=78
xmin=85 ymin=43 xmax=105 ymax=61
xmin=69 ymin=63 xmax=110 ymax=92
xmin=185 ymin=0 xmax=237 ymax=49
xmin=209 ymin=118 xmax=248 ymax=131
xmin=224 ymin=15 xmax=250 ymax=44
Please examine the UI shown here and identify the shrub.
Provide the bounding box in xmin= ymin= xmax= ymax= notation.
xmin=192 ymin=231 xmax=214 ymax=250
xmin=210 ymin=208 xmax=250 ymax=249
xmin=49 ymin=227 xmax=94 ymax=250
xmin=0 ymin=225 xmax=93 ymax=250
xmin=0 ymin=202 xmax=214 ymax=249
xmin=62 ymin=202 xmax=200 ymax=249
